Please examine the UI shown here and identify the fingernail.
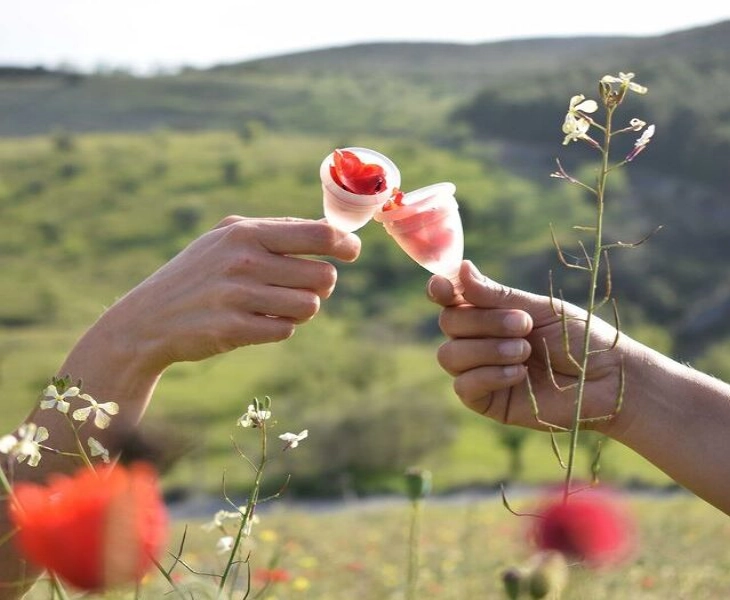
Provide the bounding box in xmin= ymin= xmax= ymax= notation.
xmin=504 ymin=312 xmax=529 ymax=334
xmin=502 ymin=365 xmax=523 ymax=378
xmin=498 ymin=340 xmax=526 ymax=358
xmin=426 ymin=278 xmax=436 ymax=300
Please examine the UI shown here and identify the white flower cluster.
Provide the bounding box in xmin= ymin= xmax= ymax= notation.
xmin=560 ymin=72 xmax=655 ymax=163
xmin=0 ymin=381 xmax=119 ymax=467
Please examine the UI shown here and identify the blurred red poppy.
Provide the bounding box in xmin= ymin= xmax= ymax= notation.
xmin=253 ymin=567 xmax=291 ymax=584
xmin=330 ymin=149 xmax=387 ymax=195
xmin=531 ymin=490 xmax=635 ymax=568
xmin=9 ymin=462 xmax=167 ymax=591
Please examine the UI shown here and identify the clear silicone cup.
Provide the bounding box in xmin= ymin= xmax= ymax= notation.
xmin=320 ymin=147 xmax=401 ymax=232
xmin=373 ymin=182 xmax=464 ymax=291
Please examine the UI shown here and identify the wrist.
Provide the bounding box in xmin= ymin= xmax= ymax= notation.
xmin=602 ymin=337 xmax=706 ymax=447
xmin=56 ymin=307 xmax=163 ymax=425
xmin=595 ymin=335 xmax=664 ymax=441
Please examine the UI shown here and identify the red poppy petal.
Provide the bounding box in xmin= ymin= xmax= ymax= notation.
xmin=332 ymin=149 xmax=387 ymax=195
xmin=9 ymin=463 xmax=167 ymax=591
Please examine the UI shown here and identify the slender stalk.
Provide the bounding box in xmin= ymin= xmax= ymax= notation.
xmin=151 ymin=556 xmax=188 ymax=600
xmin=49 ymin=573 xmax=71 ymax=600
xmin=67 ymin=416 xmax=94 ymax=470
xmin=0 ymin=463 xmax=13 ymax=495
xmin=406 ymin=499 xmax=422 ymax=600
xmin=218 ymin=425 xmax=268 ymax=597
xmin=562 ymin=105 xmax=615 ymax=502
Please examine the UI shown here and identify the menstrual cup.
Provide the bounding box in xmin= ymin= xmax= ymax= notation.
xmin=320 ymin=147 xmax=401 ymax=232
xmin=373 ymin=182 xmax=464 ymax=291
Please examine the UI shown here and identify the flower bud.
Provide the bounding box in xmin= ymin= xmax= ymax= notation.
xmin=404 ymin=467 xmax=432 ymax=501
xmin=501 ymin=566 xmax=526 ymax=599
xmin=527 ymin=552 xmax=568 ymax=599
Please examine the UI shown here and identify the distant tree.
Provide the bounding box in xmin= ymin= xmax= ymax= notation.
xmin=236 ymin=120 xmax=266 ymax=144
xmin=57 ymin=162 xmax=81 ymax=179
xmin=221 ymin=159 xmax=240 ymax=185
xmin=169 ymin=205 xmax=203 ymax=234
xmin=52 ymin=128 xmax=75 ymax=153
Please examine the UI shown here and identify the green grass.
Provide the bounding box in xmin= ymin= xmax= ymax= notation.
xmin=22 ymin=494 xmax=730 ymax=599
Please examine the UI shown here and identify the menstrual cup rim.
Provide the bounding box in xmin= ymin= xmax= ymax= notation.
xmin=373 ymin=182 xmax=457 ymax=223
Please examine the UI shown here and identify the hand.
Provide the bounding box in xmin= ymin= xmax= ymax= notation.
xmin=98 ymin=216 xmax=361 ymax=375
xmin=428 ymin=261 xmax=630 ymax=434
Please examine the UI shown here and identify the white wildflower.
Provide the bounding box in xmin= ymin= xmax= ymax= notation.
xmin=626 ymin=124 xmax=656 ymax=161
xmin=216 ymin=536 xmax=234 ymax=554
xmin=629 ymin=118 xmax=646 ymax=131
xmin=201 ymin=509 xmax=243 ymax=532
xmin=0 ymin=423 xmax=49 ymax=467
xmin=562 ymin=112 xmax=592 ymax=145
xmin=561 ymin=94 xmax=599 ymax=145
xmin=237 ymin=404 xmax=271 ymax=428
xmin=279 ymin=429 xmax=308 ymax=450
xmin=601 ymin=72 xmax=648 ymax=95
xmin=87 ymin=436 xmax=110 ymax=463
xmin=72 ymin=394 xmax=119 ymax=429
xmin=40 ymin=384 xmax=79 ymax=414
xmin=568 ymin=94 xmax=598 ymax=115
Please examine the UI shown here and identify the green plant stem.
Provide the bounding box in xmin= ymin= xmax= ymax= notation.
xmin=0 ymin=463 xmax=13 ymax=495
xmin=406 ymin=499 xmax=422 ymax=600
xmin=218 ymin=427 xmax=268 ymax=598
xmin=151 ymin=556 xmax=188 ymax=600
xmin=563 ymin=106 xmax=615 ymax=503
xmin=50 ymin=573 xmax=71 ymax=600
xmin=66 ymin=415 xmax=94 ymax=470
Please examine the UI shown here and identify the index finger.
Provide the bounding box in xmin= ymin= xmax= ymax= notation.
xmin=238 ymin=218 xmax=362 ymax=262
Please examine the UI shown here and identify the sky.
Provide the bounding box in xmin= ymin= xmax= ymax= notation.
xmin=2 ymin=1 xmax=729 ymax=75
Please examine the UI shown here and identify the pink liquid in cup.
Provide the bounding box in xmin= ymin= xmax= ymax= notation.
xmin=320 ymin=147 xmax=401 ymax=232
xmin=374 ymin=182 xmax=464 ymax=291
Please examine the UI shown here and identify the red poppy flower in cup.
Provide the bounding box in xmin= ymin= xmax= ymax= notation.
xmin=320 ymin=147 xmax=401 ymax=232
xmin=330 ymin=149 xmax=387 ymax=195
xmin=9 ymin=462 xmax=168 ymax=591
xmin=531 ymin=490 xmax=636 ymax=568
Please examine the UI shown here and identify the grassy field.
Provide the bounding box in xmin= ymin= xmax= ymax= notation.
xmin=22 ymin=493 xmax=730 ymax=599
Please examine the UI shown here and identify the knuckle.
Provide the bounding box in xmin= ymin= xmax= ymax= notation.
xmin=215 ymin=215 xmax=243 ymax=229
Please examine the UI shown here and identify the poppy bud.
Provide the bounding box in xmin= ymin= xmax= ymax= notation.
xmin=501 ymin=566 xmax=527 ymax=599
xmin=404 ymin=467 xmax=432 ymax=501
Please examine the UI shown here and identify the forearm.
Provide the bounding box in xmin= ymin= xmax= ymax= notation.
xmin=27 ymin=306 xmax=163 ymax=478
xmin=0 ymin=308 xmax=164 ymax=595
xmin=611 ymin=341 xmax=730 ymax=515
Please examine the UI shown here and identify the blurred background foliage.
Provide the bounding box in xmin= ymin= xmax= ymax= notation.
xmin=0 ymin=20 xmax=728 ymax=498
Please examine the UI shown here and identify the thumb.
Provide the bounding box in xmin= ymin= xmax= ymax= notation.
xmin=460 ymin=261 xmax=558 ymax=319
